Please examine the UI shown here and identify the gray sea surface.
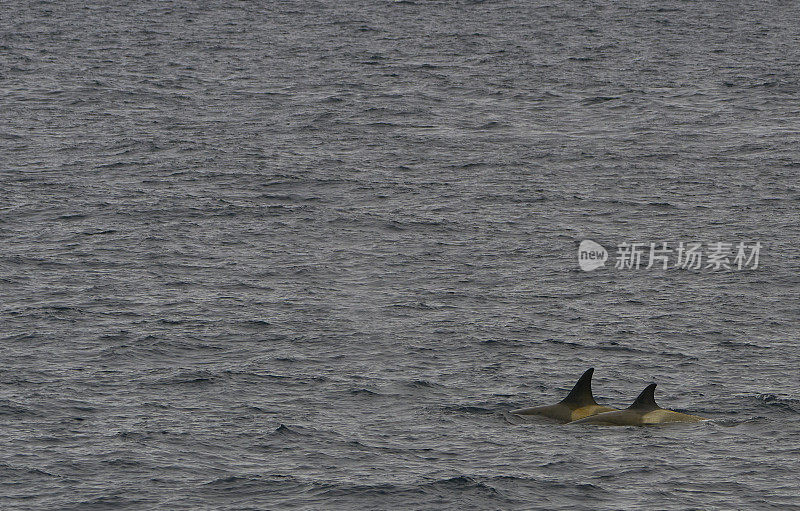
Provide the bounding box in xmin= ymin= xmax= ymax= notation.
xmin=2 ymin=0 xmax=800 ymax=509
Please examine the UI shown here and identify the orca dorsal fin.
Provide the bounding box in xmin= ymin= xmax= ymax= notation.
xmin=559 ymin=368 xmax=598 ymax=406
xmin=628 ymin=383 xmax=660 ymax=411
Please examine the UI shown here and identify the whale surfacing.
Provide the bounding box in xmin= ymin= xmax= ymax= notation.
xmin=569 ymin=383 xmax=706 ymax=426
xmin=511 ymin=368 xmax=617 ymax=422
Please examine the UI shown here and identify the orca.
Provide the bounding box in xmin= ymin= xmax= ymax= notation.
xmin=511 ymin=368 xmax=617 ymax=422
xmin=568 ymin=383 xmax=707 ymax=426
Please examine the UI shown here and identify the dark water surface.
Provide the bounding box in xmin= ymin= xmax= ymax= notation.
xmin=2 ymin=0 xmax=800 ymax=509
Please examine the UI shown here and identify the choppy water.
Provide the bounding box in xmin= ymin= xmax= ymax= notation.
xmin=2 ymin=0 xmax=800 ymax=509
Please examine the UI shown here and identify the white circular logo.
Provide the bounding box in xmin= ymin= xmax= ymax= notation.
xmin=578 ymin=240 xmax=608 ymax=271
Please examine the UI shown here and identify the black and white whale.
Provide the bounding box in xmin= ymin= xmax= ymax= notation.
xmin=510 ymin=368 xmax=617 ymax=422
xmin=569 ymin=383 xmax=707 ymax=426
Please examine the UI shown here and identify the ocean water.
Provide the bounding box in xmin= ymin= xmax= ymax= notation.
xmin=2 ymin=0 xmax=800 ymax=509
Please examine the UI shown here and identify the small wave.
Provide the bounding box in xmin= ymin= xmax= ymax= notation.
xmin=113 ymin=431 xmax=148 ymax=441
xmin=317 ymin=476 xmax=505 ymax=501
xmin=318 ymin=482 xmax=404 ymax=498
xmin=755 ymin=394 xmax=800 ymax=414
xmin=709 ymin=417 xmax=760 ymax=427
xmin=57 ymin=213 xmax=88 ymax=220
xmin=68 ymin=495 xmax=146 ymax=509
xmin=581 ymin=96 xmax=619 ymax=105
xmin=403 ymin=379 xmax=438 ymax=388
xmin=389 ymin=301 xmax=437 ymax=310
xmin=476 ymin=121 xmax=502 ymax=130
xmin=81 ymin=229 xmax=118 ymax=236
xmin=444 ymin=405 xmax=495 ymax=415
xmin=271 ymin=424 xmax=304 ymax=437
xmin=349 ymin=388 xmax=380 ymax=396
xmin=480 ymin=338 xmax=507 ymax=345
xmin=0 ymin=463 xmax=60 ymax=478
xmin=239 ymin=319 xmax=272 ymax=328
xmin=0 ymin=400 xmax=41 ymax=417
xmin=101 ymin=458 xmax=144 ymax=468
xmin=647 ymin=201 xmax=678 ymax=209
xmin=383 ymin=221 xmax=406 ymax=231
xmin=421 ymin=475 xmax=500 ymax=495
xmin=152 ymin=370 xmax=221 ymax=386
